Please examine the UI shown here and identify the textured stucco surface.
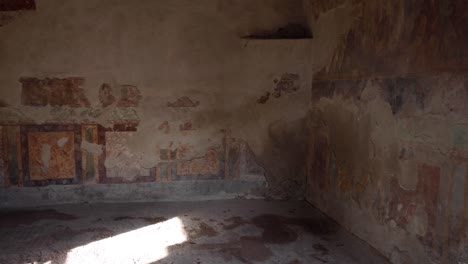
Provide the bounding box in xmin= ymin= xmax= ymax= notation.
xmin=0 ymin=0 xmax=314 ymax=198
xmin=308 ymin=75 xmax=468 ymax=263
xmin=306 ymin=0 xmax=468 ymax=263
xmin=2 ymin=1 xmax=467 ymax=263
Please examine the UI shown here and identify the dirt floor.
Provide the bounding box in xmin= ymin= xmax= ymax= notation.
xmin=0 ymin=200 xmax=389 ymax=264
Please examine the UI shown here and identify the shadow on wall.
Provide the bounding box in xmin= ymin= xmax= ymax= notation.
xmin=258 ymin=117 xmax=309 ymax=200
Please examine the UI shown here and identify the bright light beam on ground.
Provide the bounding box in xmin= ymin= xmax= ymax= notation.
xmin=65 ymin=217 xmax=187 ymax=264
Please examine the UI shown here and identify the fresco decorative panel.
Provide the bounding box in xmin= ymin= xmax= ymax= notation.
xmin=20 ymin=77 xmax=90 ymax=107
xmin=160 ymin=146 xmax=223 ymax=181
xmin=0 ymin=127 xmax=5 ymax=187
xmin=28 ymin=132 xmax=75 ymax=180
xmin=105 ymin=132 xmax=150 ymax=180
xmin=156 ymin=162 xmax=174 ymax=182
xmin=81 ymin=125 xmax=99 ymax=183
xmin=153 ymin=134 xmax=239 ymax=181
xmin=6 ymin=126 xmax=22 ymax=186
xmin=176 ymin=149 xmax=220 ymax=176
xmin=99 ymin=83 xmax=116 ymax=107
xmin=116 ymin=85 xmax=141 ymax=107
xmin=226 ymin=139 xmax=240 ymax=180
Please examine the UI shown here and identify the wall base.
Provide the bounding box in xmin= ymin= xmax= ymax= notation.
xmin=0 ymin=180 xmax=267 ymax=208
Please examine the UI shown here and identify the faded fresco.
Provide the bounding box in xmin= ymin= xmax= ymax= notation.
xmin=81 ymin=125 xmax=99 ymax=183
xmin=311 ymin=0 xmax=468 ymax=80
xmin=0 ymin=0 xmax=313 ymax=199
xmin=105 ymin=131 xmax=150 ymax=181
xmin=28 ymin=132 xmax=75 ymax=180
xmin=307 ymin=0 xmax=468 ymax=262
xmin=175 ymin=149 xmax=220 ymax=177
xmin=0 ymin=127 xmax=4 ymax=187
xmin=3 ymin=126 xmax=22 ymax=186
xmin=20 ymin=77 xmax=90 ymax=107
xmin=308 ymin=76 xmax=468 ymax=263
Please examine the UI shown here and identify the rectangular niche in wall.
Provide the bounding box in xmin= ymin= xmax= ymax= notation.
xmin=28 ymin=132 xmax=75 ymax=180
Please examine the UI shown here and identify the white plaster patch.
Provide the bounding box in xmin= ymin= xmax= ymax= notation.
xmin=57 ymin=137 xmax=69 ymax=148
xmin=407 ymin=206 xmax=428 ymax=237
xmin=397 ymin=204 xmax=403 ymax=211
xmin=81 ymin=141 xmax=103 ymax=155
xmin=398 ymin=160 xmax=418 ymax=191
xmin=40 ymin=144 xmax=51 ymax=170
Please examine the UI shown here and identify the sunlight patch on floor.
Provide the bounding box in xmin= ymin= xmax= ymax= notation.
xmin=65 ymin=217 xmax=187 ymax=264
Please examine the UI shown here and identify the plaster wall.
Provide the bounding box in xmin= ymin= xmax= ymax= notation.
xmin=306 ymin=0 xmax=468 ymax=263
xmin=0 ymin=0 xmax=313 ymax=200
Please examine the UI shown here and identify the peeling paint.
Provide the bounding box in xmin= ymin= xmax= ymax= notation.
xmin=1 ymin=2 xmax=308 ymax=198
xmin=116 ymin=85 xmax=141 ymax=107
xmin=308 ymin=75 xmax=468 ymax=263
xmin=80 ymin=141 xmax=103 ymax=156
xmin=20 ymin=77 xmax=90 ymax=107
xmin=57 ymin=137 xmax=69 ymax=148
